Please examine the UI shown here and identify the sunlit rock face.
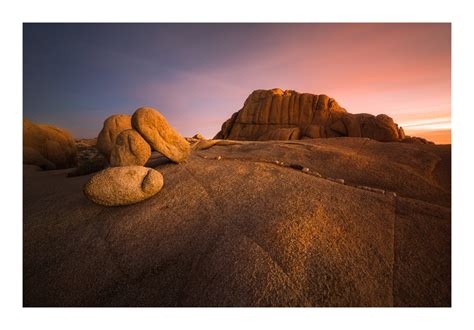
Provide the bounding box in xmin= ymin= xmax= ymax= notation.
xmin=215 ymin=88 xmax=406 ymax=142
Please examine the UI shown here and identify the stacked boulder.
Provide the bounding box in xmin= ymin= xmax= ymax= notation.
xmin=214 ymin=88 xmax=426 ymax=143
xmin=23 ymin=119 xmax=78 ymax=170
xmin=84 ymin=107 xmax=190 ymax=206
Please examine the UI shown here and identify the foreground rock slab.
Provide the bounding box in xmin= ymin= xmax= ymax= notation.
xmin=24 ymin=138 xmax=450 ymax=307
xmin=132 ymin=107 xmax=190 ymax=163
xmin=83 ymin=166 xmax=164 ymax=206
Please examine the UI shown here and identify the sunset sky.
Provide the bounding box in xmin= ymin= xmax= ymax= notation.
xmin=23 ymin=23 xmax=451 ymax=143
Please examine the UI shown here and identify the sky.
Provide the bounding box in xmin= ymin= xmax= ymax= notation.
xmin=23 ymin=23 xmax=451 ymax=143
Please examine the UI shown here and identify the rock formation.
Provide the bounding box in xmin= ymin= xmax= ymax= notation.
xmin=132 ymin=107 xmax=190 ymax=163
xmin=23 ymin=119 xmax=78 ymax=169
xmin=110 ymin=129 xmax=152 ymax=167
xmin=214 ymin=89 xmax=409 ymax=142
xmin=83 ymin=166 xmax=164 ymax=206
xmin=81 ymin=107 xmax=191 ymax=206
xmin=96 ymin=114 xmax=132 ymax=160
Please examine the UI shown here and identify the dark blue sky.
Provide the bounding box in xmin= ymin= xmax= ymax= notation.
xmin=23 ymin=23 xmax=450 ymax=141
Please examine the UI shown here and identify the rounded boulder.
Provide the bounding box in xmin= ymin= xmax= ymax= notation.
xmin=23 ymin=119 xmax=78 ymax=169
xmin=110 ymin=129 xmax=152 ymax=167
xmin=131 ymin=107 xmax=190 ymax=163
xmin=96 ymin=114 xmax=132 ymax=159
xmin=84 ymin=166 xmax=164 ymax=206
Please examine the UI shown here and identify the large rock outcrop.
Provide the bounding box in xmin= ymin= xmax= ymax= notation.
xmin=214 ymin=89 xmax=406 ymax=142
xmin=23 ymin=119 xmax=78 ymax=169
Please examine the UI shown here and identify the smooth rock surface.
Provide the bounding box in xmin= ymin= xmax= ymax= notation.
xmin=110 ymin=129 xmax=152 ymax=167
xmin=132 ymin=107 xmax=190 ymax=163
xmin=83 ymin=166 xmax=164 ymax=206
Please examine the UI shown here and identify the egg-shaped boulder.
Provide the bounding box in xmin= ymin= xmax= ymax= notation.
xmin=84 ymin=166 xmax=164 ymax=206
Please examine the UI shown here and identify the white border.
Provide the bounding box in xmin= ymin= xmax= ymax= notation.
xmin=1 ymin=0 xmax=473 ymax=329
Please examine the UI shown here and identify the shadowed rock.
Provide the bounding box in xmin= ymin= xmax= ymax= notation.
xmin=132 ymin=107 xmax=190 ymax=163
xmin=402 ymin=136 xmax=435 ymax=144
xmin=110 ymin=129 xmax=151 ymax=167
xmin=23 ymin=119 xmax=78 ymax=169
xmin=83 ymin=166 xmax=164 ymax=206
xmin=67 ymin=154 xmax=108 ymax=177
xmin=258 ymin=127 xmax=301 ymax=140
xmin=23 ymin=147 xmax=56 ymax=170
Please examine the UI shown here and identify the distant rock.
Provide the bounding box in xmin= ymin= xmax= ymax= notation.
xmin=75 ymin=138 xmax=99 ymax=164
xmin=110 ymin=129 xmax=151 ymax=167
xmin=214 ymin=89 xmax=408 ymax=142
xmin=193 ymin=133 xmax=205 ymax=140
xmin=75 ymin=138 xmax=97 ymax=150
xmin=84 ymin=166 xmax=164 ymax=206
xmin=132 ymin=107 xmax=190 ymax=163
xmin=23 ymin=119 xmax=78 ymax=169
xmin=67 ymin=154 xmax=107 ymax=177
xmin=96 ymin=114 xmax=132 ymax=160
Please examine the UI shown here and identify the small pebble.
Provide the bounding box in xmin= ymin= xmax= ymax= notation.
xmin=215 ymin=156 xmax=222 ymax=160
xmin=203 ymin=155 xmax=207 ymax=159
xmin=328 ymin=178 xmax=345 ymax=184
xmin=302 ymin=167 xmax=310 ymax=173
xmin=274 ymin=160 xmax=280 ymax=165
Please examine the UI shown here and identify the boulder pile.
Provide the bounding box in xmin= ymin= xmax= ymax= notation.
xmin=85 ymin=107 xmax=190 ymax=206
